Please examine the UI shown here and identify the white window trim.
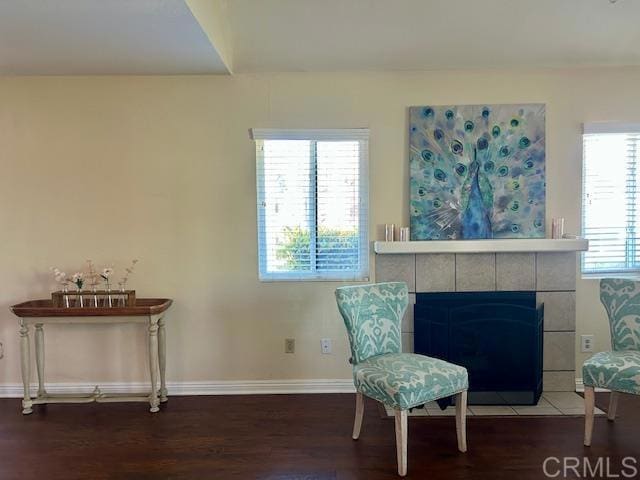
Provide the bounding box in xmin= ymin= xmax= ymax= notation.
xmin=581 ymin=122 xmax=640 ymax=277
xmin=251 ymin=128 xmax=369 ymax=141
xmin=582 ymin=272 xmax=640 ymax=280
xmin=252 ymin=128 xmax=370 ymax=282
xmin=583 ymin=122 xmax=640 ymax=135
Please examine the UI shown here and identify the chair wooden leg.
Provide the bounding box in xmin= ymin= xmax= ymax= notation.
xmin=352 ymin=392 xmax=364 ymax=440
xmin=455 ymin=390 xmax=468 ymax=453
xmin=584 ymin=386 xmax=595 ymax=446
xmin=394 ymin=409 xmax=408 ymax=477
xmin=608 ymin=391 xmax=619 ymax=422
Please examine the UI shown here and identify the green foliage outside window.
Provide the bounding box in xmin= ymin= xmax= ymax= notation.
xmin=276 ymin=227 xmax=359 ymax=271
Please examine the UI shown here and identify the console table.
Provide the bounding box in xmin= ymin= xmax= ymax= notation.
xmin=10 ymin=298 xmax=172 ymax=414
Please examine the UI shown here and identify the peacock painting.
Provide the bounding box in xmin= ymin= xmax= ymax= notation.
xmin=409 ymin=104 xmax=545 ymax=240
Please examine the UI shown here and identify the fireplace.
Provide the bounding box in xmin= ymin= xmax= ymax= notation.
xmin=414 ymin=291 xmax=544 ymax=406
xmin=375 ymin=246 xmax=586 ymax=393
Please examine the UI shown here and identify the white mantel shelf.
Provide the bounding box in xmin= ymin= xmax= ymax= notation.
xmin=374 ymin=238 xmax=589 ymax=255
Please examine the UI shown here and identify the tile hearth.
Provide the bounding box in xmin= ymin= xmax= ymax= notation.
xmin=383 ymin=392 xmax=605 ymax=417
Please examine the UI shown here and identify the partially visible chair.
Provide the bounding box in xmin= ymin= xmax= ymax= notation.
xmin=335 ymin=282 xmax=469 ymax=477
xmin=583 ymin=278 xmax=640 ymax=446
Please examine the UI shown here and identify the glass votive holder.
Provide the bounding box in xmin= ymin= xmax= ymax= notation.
xmin=385 ymin=224 xmax=395 ymax=241
xmin=552 ymin=218 xmax=565 ymax=239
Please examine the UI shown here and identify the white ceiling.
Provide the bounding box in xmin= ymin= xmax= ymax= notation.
xmin=227 ymin=0 xmax=640 ymax=72
xmin=1 ymin=0 xmax=639 ymax=75
xmin=0 ymin=0 xmax=229 ymax=75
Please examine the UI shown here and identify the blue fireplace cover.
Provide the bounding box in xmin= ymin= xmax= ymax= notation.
xmin=414 ymin=291 xmax=543 ymax=406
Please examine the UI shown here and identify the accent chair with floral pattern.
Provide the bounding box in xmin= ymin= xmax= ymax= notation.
xmin=583 ymin=278 xmax=640 ymax=446
xmin=335 ymin=282 xmax=469 ymax=477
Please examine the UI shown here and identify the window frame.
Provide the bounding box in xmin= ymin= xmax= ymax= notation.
xmin=252 ymin=128 xmax=370 ymax=282
xmin=581 ymin=122 xmax=640 ymax=278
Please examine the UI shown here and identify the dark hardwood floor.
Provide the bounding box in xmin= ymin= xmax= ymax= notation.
xmin=0 ymin=392 xmax=637 ymax=479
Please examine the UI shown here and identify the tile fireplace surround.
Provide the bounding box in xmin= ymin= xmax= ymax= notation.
xmin=374 ymin=239 xmax=589 ymax=392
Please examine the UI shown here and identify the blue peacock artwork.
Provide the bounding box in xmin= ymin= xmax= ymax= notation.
xmin=409 ymin=104 xmax=545 ymax=240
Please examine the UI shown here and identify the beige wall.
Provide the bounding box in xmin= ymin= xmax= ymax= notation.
xmin=1 ymin=68 xmax=639 ymax=386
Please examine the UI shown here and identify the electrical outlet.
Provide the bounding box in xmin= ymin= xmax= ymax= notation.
xmin=285 ymin=338 xmax=295 ymax=354
xmin=581 ymin=335 xmax=595 ymax=353
xmin=320 ymin=338 xmax=332 ymax=354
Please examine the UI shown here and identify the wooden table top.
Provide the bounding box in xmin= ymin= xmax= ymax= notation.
xmin=11 ymin=298 xmax=173 ymax=317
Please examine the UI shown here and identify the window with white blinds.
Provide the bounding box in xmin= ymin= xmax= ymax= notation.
xmin=582 ymin=123 xmax=640 ymax=275
xmin=252 ymin=129 xmax=369 ymax=281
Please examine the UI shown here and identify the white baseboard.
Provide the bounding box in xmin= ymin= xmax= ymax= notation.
xmin=0 ymin=379 xmax=356 ymax=398
xmin=575 ymin=378 xmax=609 ymax=393
xmin=2 ymin=378 xmax=605 ymax=398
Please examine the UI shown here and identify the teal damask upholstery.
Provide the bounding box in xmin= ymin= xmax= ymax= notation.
xmin=335 ymin=282 xmax=406 ymax=364
xmin=583 ymin=351 xmax=640 ymax=395
xmin=335 ymin=282 xmax=468 ymax=409
xmin=582 ymin=279 xmax=640 ymax=395
xmin=353 ymin=353 xmax=469 ymax=410
xmin=600 ymin=278 xmax=640 ymax=351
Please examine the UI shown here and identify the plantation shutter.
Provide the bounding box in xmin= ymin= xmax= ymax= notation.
xmin=252 ymin=129 xmax=369 ymax=281
xmin=582 ymin=123 xmax=640 ymax=275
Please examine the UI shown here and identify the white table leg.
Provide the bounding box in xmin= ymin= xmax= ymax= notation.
xmin=148 ymin=316 xmax=160 ymax=413
xmin=158 ymin=315 xmax=168 ymax=403
xmin=19 ymin=320 xmax=33 ymax=414
xmin=35 ymin=324 xmax=46 ymax=397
